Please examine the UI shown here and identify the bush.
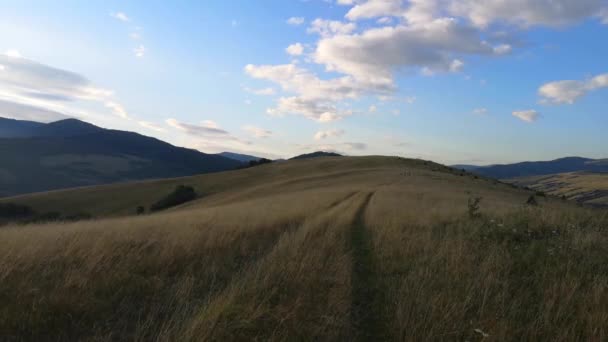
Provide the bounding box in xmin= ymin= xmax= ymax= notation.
xmin=0 ymin=203 xmax=34 ymax=219
xmin=136 ymin=206 xmax=145 ymax=215
xmin=150 ymin=185 xmax=197 ymax=212
xmin=527 ymin=195 xmax=538 ymax=206
xmin=468 ymin=197 xmax=482 ymax=218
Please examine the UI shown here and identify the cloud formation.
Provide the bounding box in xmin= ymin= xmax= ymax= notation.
xmin=314 ymin=129 xmax=345 ymax=140
xmin=286 ymin=43 xmax=304 ymax=56
xmin=287 ymin=17 xmax=305 ymax=25
xmin=111 ymin=12 xmax=130 ymax=22
xmin=243 ymin=125 xmax=272 ymax=138
xmin=512 ymin=109 xmax=540 ymax=122
xmin=0 ymin=53 xmax=130 ymax=123
xmin=166 ymin=118 xmax=251 ymax=145
xmin=539 ymin=73 xmax=608 ymax=104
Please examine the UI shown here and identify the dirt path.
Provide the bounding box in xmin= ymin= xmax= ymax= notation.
xmin=350 ymin=191 xmax=386 ymax=341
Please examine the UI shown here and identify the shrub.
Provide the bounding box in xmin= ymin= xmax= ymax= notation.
xmin=527 ymin=195 xmax=538 ymax=206
xmin=150 ymin=185 xmax=197 ymax=212
xmin=0 ymin=203 xmax=34 ymax=219
xmin=136 ymin=206 xmax=145 ymax=215
xmin=468 ymin=197 xmax=482 ymax=218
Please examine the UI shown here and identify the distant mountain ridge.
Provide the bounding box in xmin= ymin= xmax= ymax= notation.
xmin=0 ymin=117 xmax=242 ymax=197
xmin=460 ymin=157 xmax=608 ymax=179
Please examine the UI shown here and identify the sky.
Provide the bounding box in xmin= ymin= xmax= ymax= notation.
xmin=0 ymin=0 xmax=607 ymax=165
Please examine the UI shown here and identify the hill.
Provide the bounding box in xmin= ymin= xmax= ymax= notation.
xmin=0 ymin=117 xmax=45 ymax=138
xmin=0 ymin=118 xmax=242 ymax=197
xmin=509 ymin=171 xmax=608 ymax=207
xmin=290 ymin=151 xmax=342 ymax=160
xmin=0 ymin=156 xmax=607 ymax=341
xmin=217 ymin=151 xmax=262 ymax=163
xmin=466 ymin=156 xmax=608 ymax=179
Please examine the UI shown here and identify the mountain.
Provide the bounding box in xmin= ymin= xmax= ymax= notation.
xmin=0 ymin=117 xmax=45 ymax=138
xmin=217 ymin=152 xmax=262 ymax=163
xmin=290 ymin=151 xmax=342 ymax=160
xmin=468 ymin=157 xmax=608 ymax=179
xmin=0 ymin=117 xmax=242 ymax=197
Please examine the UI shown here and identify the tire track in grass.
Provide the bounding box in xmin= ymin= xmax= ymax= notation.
xmin=350 ymin=191 xmax=386 ymax=341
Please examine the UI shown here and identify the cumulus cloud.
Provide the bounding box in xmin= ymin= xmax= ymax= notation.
xmin=245 ymin=0 xmax=605 ymax=128
xmin=286 ymin=43 xmax=304 ymax=56
xmin=244 ymin=87 xmax=276 ymax=96
xmin=111 ymin=12 xmax=130 ymax=22
xmin=512 ymin=109 xmax=540 ymax=122
xmin=449 ymin=0 xmax=607 ymax=28
xmin=341 ymin=0 xmax=607 ymax=28
xmin=0 ymin=53 xmax=132 ymax=123
xmin=287 ymin=17 xmax=305 ymax=25
xmin=539 ymin=73 xmax=608 ymax=104
xmin=134 ymin=45 xmax=145 ymax=58
xmin=243 ymin=125 xmax=272 ymax=138
xmin=245 ymin=63 xmax=388 ymax=122
xmin=314 ymin=18 xmax=504 ymax=84
xmin=473 ymin=108 xmax=488 ymax=115
xmin=314 ymin=129 xmax=345 ymax=140
xmin=307 ymin=19 xmax=357 ymax=37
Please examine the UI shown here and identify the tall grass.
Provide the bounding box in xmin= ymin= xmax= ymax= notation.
xmin=1 ymin=157 xmax=607 ymax=341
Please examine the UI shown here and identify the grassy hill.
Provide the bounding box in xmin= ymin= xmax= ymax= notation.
xmin=510 ymin=171 xmax=608 ymax=207
xmin=1 ymin=156 xmax=607 ymax=341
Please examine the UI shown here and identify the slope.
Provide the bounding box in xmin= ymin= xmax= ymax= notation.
xmin=0 ymin=118 xmax=242 ymax=197
xmin=1 ymin=156 xmax=606 ymax=341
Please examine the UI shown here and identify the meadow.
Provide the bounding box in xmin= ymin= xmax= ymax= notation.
xmin=1 ymin=156 xmax=607 ymax=341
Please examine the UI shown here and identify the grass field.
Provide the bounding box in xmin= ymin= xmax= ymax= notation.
xmin=1 ymin=156 xmax=607 ymax=341
xmin=510 ymin=171 xmax=608 ymax=207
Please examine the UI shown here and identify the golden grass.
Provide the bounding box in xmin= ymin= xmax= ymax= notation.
xmin=0 ymin=156 xmax=607 ymax=341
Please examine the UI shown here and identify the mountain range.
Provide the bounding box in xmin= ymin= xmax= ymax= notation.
xmin=0 ymin=117 xmax=243 ymax=197
xmin=454 ymin=157 xmax=608 ymax=179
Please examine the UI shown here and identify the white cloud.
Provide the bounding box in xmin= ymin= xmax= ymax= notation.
xmin=104 ymin=101 xmax=129 ymax=119
xmin=539 ymin=73 xmax=608 ymax=104
xmin=166 ymin=118 xmax=251 ymax=146
xmin=473 ymin=108 xmax=488 ymax=115
xmin=245 ymin=63 xmax=388 ymax=122
xmin=0 ymin=54 xmax=131 ymax=123
xmin=368 ymin=105 xmax=377 ymax=113
xmin=377 ymin=17 xmax=393 ymax=25
xmin=493 ymin=44 xmax=512 ymax=55
xmin=287 ymin=17 xmax=305 ymax=25
xmin=111 ymin=12 xmax=130 ymax=22
xmin=245 ymin=87 xmax=276 ymax=96
xmin=308 ymin=19 xmax=357 ymax=37
xmin=512 ymin=110 xmax=539 ymax=122
xmin=449 ymin=59 xmax=465 ymax=72
xmin=201 ymin=120 xmax=219 ymax=128
xmin=134 ymin=45 xmax=145 ymax=58
xmin=286 ymin=43 xmax=304 ymax=56
xmin=130 ymin=32 xmax=141 ymax=40
xmin=314 ymin=18 xmax=504 ymax=85
xmin=449 ymin=0 xmax=607 ymax=28
xmin=5 ymin=49 xmax=22 ymax=58
xmin=138 ymin=121 xmax=166 ymax=132
xmin=341 ymin=0 xmax=606 ymax=28
xmin=314 ymin=129 xmax=345 ymax=140
xmin=243 ymin=125 xmax=272 ymax=138
xmin=0 ymin=64 xmax=5 ymax=71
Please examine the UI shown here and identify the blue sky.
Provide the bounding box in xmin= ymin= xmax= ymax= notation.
xmin=0 ymin=0 xmax=607 ymax=164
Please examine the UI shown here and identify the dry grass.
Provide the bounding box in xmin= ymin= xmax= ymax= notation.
xmin=0 ymin=156 xmax=607 ymax=341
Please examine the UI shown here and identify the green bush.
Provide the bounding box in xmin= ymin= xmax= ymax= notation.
xmin=150 ymin=185 xmax=197 ymax=212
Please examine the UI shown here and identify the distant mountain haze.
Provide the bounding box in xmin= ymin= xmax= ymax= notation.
xmin=462 ymin=157 xmax=608 ymax=179
xmin=217 ymin=152 xmax=262 ymax=163
xmin=0 ymin=117 xmax=243 ymax=197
